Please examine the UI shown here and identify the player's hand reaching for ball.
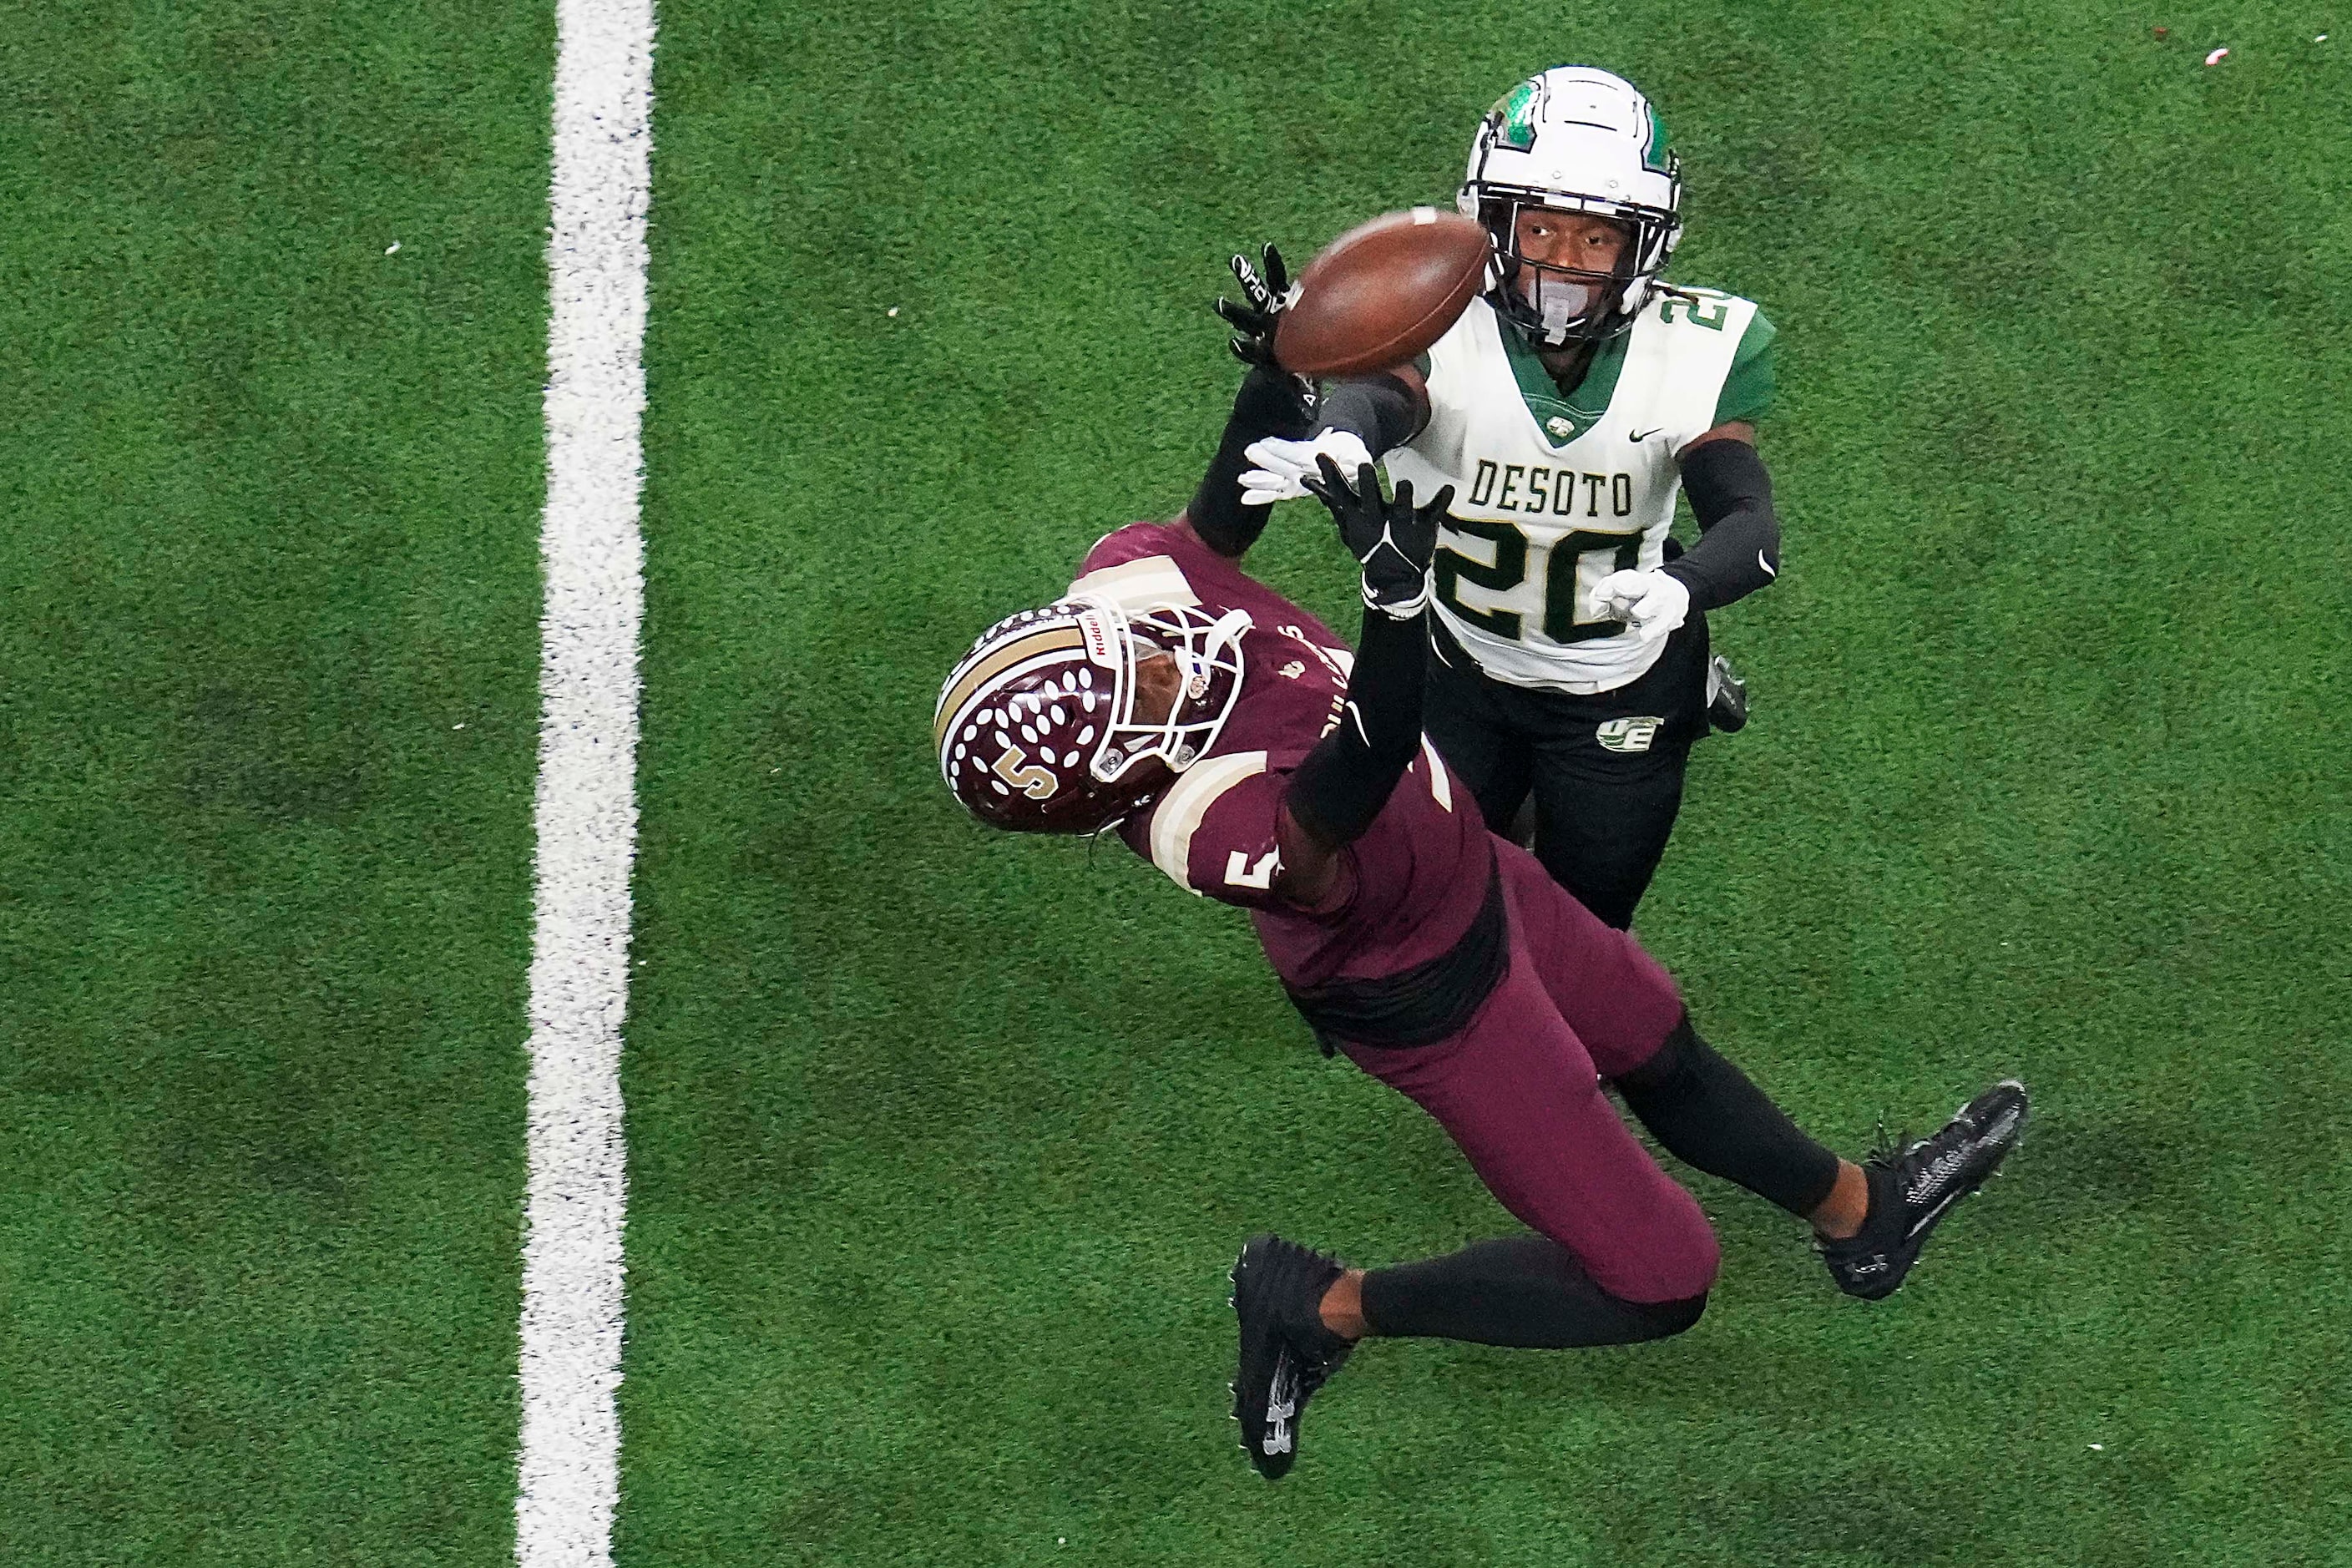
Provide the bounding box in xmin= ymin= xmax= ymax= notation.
xmin=1239 ymin=429 xmax=1373 ymax=507
xmin=1302 ymin=455 xmax=1453 ymax=619
xmin=1591 ymin=569 xmax=1690 ymax=643
xmin=1216 ymin=242 xmax=1294 ymax=370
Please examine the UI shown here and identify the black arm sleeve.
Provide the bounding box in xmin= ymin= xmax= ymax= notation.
xmin=1186 ymin=364 xmax=1314 ymax=558
xmin=1283 ymin=606 xmax=1427 ymax=847
xmin=1314 ymin=371 xmax=1425 ymax=455
xmin=1661 ymin=437 xmax=1782 ymax=612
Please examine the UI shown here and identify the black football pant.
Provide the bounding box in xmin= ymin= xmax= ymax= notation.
xmin=1424 ymin=615 xmax=1712 ymax=930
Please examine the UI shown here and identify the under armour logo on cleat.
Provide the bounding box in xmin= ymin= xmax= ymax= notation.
xmin=1263 ymin=1358 xmax=1298 ymax=1454
xmin=1263 ymin=1403 xmax=1295 ymax=1454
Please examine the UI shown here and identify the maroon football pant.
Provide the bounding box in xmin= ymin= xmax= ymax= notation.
xmin=1339 ymin=837 xmax=1720 ymax=1305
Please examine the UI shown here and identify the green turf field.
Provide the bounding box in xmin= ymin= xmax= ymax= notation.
xmin=7 ymin=0 xmax=2350 ymax=1563
xmin=3 ymin=0 xmax=551 ymax=1560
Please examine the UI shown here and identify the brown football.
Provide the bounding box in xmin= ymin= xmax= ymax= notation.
xmin=1273 ymin=208 xmax=1493 ymax=379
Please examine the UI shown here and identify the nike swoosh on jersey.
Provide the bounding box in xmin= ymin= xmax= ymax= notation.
xmin=1758 ymin=550 xmax=1777 ymax=578
xmin=1628 ymin=427 xmax=1663 ymax=442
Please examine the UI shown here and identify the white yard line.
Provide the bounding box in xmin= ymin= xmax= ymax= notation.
xmin=516 ymin=0 xmax=655 ymax=1563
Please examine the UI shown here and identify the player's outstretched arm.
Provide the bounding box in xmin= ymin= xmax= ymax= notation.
xmin=1184 ymin=362 xmax=1315 ymax=558
xmin=1237 ymin=367 xmax=1430 ymax=507
xmin=1315 ymin=367 xmax=1430 ymax=456
xmin=1592 ymin=427 xmax=1782 ymax=640
xmin=1662 ymin=428 xmax=1781 ymax=609
xmin=1185 ymin=244 xmax=1316 ymax=558
xmin=1272 ymin=458 xmax=1454 ymax=906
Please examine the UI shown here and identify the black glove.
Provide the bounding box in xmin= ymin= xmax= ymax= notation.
xmin=1302 ymin=456 xmax=1453 ymax=619
xmin=1215 ymin=244 xmax=1319 ymax=406
xmin=1215 ymin=242 xmax=1291 ymax=367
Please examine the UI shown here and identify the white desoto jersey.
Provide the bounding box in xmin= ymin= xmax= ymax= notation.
xmin=1384 ymin=289 xmax=1774 ymax=695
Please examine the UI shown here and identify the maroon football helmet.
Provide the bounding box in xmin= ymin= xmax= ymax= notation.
xmin=935 ymin=594 xmax=1251 ymax=834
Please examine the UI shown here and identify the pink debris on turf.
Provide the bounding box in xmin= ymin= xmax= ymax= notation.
xmin=2204 ymin=46 xmax=2229 ymax=64
xmin=2153 ymin=25 xmax=2167 ymax=37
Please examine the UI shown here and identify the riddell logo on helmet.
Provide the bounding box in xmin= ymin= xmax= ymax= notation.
xmin=1077 ymin=609 xmax=1119 ymax=666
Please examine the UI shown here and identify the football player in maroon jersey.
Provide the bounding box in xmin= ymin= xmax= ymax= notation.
xmin=934 ymin=333 xmax=2027 ymax=1482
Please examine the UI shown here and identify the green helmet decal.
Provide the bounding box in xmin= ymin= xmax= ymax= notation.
xmin=1490 ymin=77 xmax=1544 ymax=152
xmin=1641 ymin=101 xmax=1674 ymax=175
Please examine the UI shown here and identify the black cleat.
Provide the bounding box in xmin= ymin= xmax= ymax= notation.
xmin=1229 ymin=1234 xmax=1353 ymax=1480
xmin=1818 ymin=1079 xmax=2029 ymax=1301
xmin=1707 ymin=653 xmax=1749 ymax=733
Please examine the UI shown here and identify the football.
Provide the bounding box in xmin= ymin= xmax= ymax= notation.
xmin=1273 ymin=208 xmax=1492 ymax=378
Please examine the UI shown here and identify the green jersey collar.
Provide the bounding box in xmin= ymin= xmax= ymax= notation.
xmin=1499 ymin=317 xmax=1631 ymax=448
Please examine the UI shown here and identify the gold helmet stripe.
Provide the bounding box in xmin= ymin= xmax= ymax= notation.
xmin=933 ymin=624 xmax=1085 ymax=752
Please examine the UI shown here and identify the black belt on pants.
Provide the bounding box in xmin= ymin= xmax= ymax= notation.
xmin=1283 ymin=865 xmax=1509 ymax=1055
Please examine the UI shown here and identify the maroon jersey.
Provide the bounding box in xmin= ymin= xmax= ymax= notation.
xmin=1075 ymin=521 xmax=1494 ymax=990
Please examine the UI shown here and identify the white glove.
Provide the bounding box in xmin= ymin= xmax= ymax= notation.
xmin=1591 ymin=569 xmax=1690 ymax=645
xmin=1238 ymin=429 xmax=1373 ymax=507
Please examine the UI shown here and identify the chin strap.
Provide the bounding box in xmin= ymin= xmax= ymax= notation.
xmin=1179 ymin=609 xmax=1253 ymax=694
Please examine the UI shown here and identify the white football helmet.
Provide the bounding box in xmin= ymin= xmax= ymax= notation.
xmin=1457 ymin=66 xmax=1684 ymax=346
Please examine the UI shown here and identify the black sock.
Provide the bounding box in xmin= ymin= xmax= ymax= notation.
xmin=1359 ymin=1235 xmax=1706 ymax=1348
xmin=1613 ymin=1016 xmax=1843 ymax=1219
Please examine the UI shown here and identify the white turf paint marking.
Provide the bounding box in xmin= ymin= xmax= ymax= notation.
xmin=517 ymin=0 xmax=654 ymax=1564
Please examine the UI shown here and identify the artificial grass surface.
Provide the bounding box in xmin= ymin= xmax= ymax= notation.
xmin=0 ymin=0 xmax=553 ymax=1560
xmin=625 ymin=2 xmax=2349 ymax=1564
xmin=6 ymin=0 xmax=2349 ymax=1563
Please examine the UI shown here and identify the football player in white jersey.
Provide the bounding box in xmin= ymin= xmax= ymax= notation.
xmin=1237 ymin=65 xmax=1781 ymax=928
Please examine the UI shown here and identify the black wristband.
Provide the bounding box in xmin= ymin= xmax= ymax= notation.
xmin=1188 ymin=365 xmax=1314 ymax=557
xmin=1284 ymin=605 xmax=1427 ymax=847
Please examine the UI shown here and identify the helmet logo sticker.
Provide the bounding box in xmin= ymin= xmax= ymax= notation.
xmin=1641 ymin=101 xmax=1675 ymax=176
xmin=991 ymin=744 xmax=1060 ymax=799
xmin=1490 ymin=77 xmax=1543 ymax=151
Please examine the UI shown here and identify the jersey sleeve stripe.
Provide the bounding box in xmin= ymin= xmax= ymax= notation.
xmin=1419 ymin=734 xmax=1453 ymax=812
xmin=1067 ymin=554 xmax=1201 ymax=613
xmin=1147 ymin=751 xmax=1269 ymax=893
